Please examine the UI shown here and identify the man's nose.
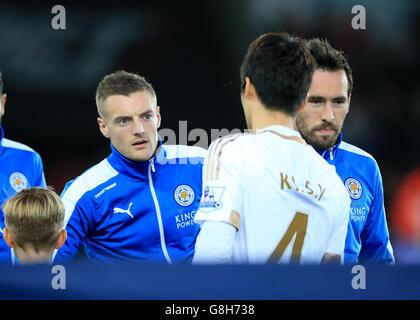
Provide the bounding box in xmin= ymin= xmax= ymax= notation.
xmin=320 ymin=102 xmax=335 ymax=122
xmin=133 ymin=118 xmax=145 ymax=135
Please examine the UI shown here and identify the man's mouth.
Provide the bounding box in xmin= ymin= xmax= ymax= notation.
xmin=317 ymin=128 xmax=335 ymax=135
xmin=132 ymin=139 xmax=148 ymax=148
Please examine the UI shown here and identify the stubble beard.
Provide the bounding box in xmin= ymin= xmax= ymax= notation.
xmin=296 ymin=116 xmax=340 ymax=151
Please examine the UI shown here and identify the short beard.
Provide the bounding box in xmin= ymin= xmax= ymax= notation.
xmin=296 ymin=116 xmax=340 ymax=150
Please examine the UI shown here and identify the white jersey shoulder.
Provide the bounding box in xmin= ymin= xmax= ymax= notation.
xmin=204 ymin=132 xmax=249 ymax=180
xmin=206 ymin=129 xmax=339 ymax=183
xmin=2 ymin=138 xmax=36 ymax=153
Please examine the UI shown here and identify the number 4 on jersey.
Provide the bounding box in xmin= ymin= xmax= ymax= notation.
xmin=267 ymin=211 xmax=308 ymax=264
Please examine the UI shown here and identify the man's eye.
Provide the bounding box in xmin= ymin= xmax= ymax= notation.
xmin=144 ymin=114 xmax=153 ymax=120
xmin=308 ymin=98 xmax=324 ymax=105
xmin=118 ymin=119 xmax=129 ymax=124
xmin=333 ymin=101 xmax=347 ymax=108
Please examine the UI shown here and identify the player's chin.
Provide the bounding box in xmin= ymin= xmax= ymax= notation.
xmin=130 ymin=149 xmax=154 ymax=162
xmin=316 ymin=134 xmax=338 ymax=149
xmin=315 ymin=132 xmax=334 ymax=140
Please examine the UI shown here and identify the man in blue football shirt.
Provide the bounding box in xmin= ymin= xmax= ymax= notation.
xmin=295 ymin=38 xmax=394 ymax=264
xmin=0 ymin=70 xmax=47 ymax=265
xmin=54 ymin=70 xmax=206 ymax=263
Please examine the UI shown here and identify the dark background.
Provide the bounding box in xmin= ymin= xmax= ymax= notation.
xmin=1 ymin=0 xmax=419 ymax=261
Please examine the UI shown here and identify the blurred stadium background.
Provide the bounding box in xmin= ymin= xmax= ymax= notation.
xmin=0 ymin=0 xmax=419 ymax=263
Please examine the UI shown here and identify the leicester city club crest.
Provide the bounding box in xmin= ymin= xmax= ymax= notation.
xmin=9 ymin=172 xmax=28 ymax=192
xmin=344 ymin=177 xmax=363 ymax=200
xmin=174 ymin=184 xmax=195 ymax=207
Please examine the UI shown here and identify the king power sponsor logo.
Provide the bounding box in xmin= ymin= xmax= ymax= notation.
xmin=350 ymin=206 xmax=367 ymax=222
xmin=175 ymin=209 xmax=196 ymax=229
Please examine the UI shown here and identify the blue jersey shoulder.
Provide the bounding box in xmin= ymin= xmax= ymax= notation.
xmin=338 ymin=141 xmax=379 ymax=174
xmin=336 ymin=141 xmax=393 ymax=264
xmin=60 ymin=158 xmax=119 ymax=202
xmin=0 ymin=138 xmax=46 ymax=265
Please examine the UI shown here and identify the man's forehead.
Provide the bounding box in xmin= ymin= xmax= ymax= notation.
xmin=104 ymin=92 xmax=156 ymax=110
xmin=309 ymin=69 xmax=348 ymax=96
xmin=101 ymin=91 xmax=157 ymax=120
xmin=105 ymin=90 xmax=155 ymax=104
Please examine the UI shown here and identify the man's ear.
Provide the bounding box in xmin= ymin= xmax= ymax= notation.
xmin=0 ymin=94 xmax=6 ymax=117
xmin=346 ymin=94 xmax=351 ymax=114
xmin=297 ymin=98 xmax=307 ymax=112
xmin=55 ymin=230 xmax=67 ymax=250
xmin=97 ymin=117 xmax=110 ymax=138
xmin=156 ymin=106 xmax=161 ymax=129
xmin=3 ymin=228 xmax=14 ymax=249
xmin=244 ymin=77 xmax=257 ymax=101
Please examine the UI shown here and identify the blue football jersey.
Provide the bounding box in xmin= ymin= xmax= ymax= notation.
xmin=0 ymin=126 xmax=46 ymax=264
xmin=54 ymin=141 xmax=206 ymax=263
xmin=316 ymin=133 xmax=394 ymax=264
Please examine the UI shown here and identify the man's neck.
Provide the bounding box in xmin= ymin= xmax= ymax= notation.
xmin=250 ymin=103 xmax=295 ymax=132
xmin=14 ymin=247 xmax=53 ymax=265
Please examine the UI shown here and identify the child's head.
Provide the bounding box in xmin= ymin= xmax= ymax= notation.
xmin=2 ymin=187 xmax=66 ymax=264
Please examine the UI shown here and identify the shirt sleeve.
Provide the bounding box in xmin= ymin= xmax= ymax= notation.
xmin=192 ymin=220 xmax=237 ymax=264
xmin=194 ymin=136 xmax=243 ymax=230
xmin=359 ymin=164 xmax=395 ymax=264
xmin=324 ymin=180 xmax=351 ymax=264
xmin=53 ymin=184 xmax=94 ymax=262
xmin=193 ymin=136 xmax=244 ymax=262
xmin=32 ymin=151 xmax=46 ymax=187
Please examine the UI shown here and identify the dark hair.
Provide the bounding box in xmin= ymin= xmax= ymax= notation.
xmin=305 ymin=38 xmax=353 ymax=96
xmin=95 ymin=70 xmax=156 ymax=117
xmin=240 ymin=32 xmax=315 ymax=116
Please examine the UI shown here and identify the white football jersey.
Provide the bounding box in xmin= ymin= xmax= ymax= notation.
xmin=194 ymin=125 xmax=350 ymax=264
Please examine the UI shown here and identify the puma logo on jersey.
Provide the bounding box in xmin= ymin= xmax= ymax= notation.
xmin=113 ymin=202 xmax=133 ymax=218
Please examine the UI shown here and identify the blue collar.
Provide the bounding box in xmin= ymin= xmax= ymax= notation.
xmin=107 ymin=137 xmax=167 ymax=180
xmin=315 ymin=132 xmax=343 ymax=162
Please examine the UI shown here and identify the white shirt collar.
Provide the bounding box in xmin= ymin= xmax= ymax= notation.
xmin=257 ymin=125 xmax=302 ymax=138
